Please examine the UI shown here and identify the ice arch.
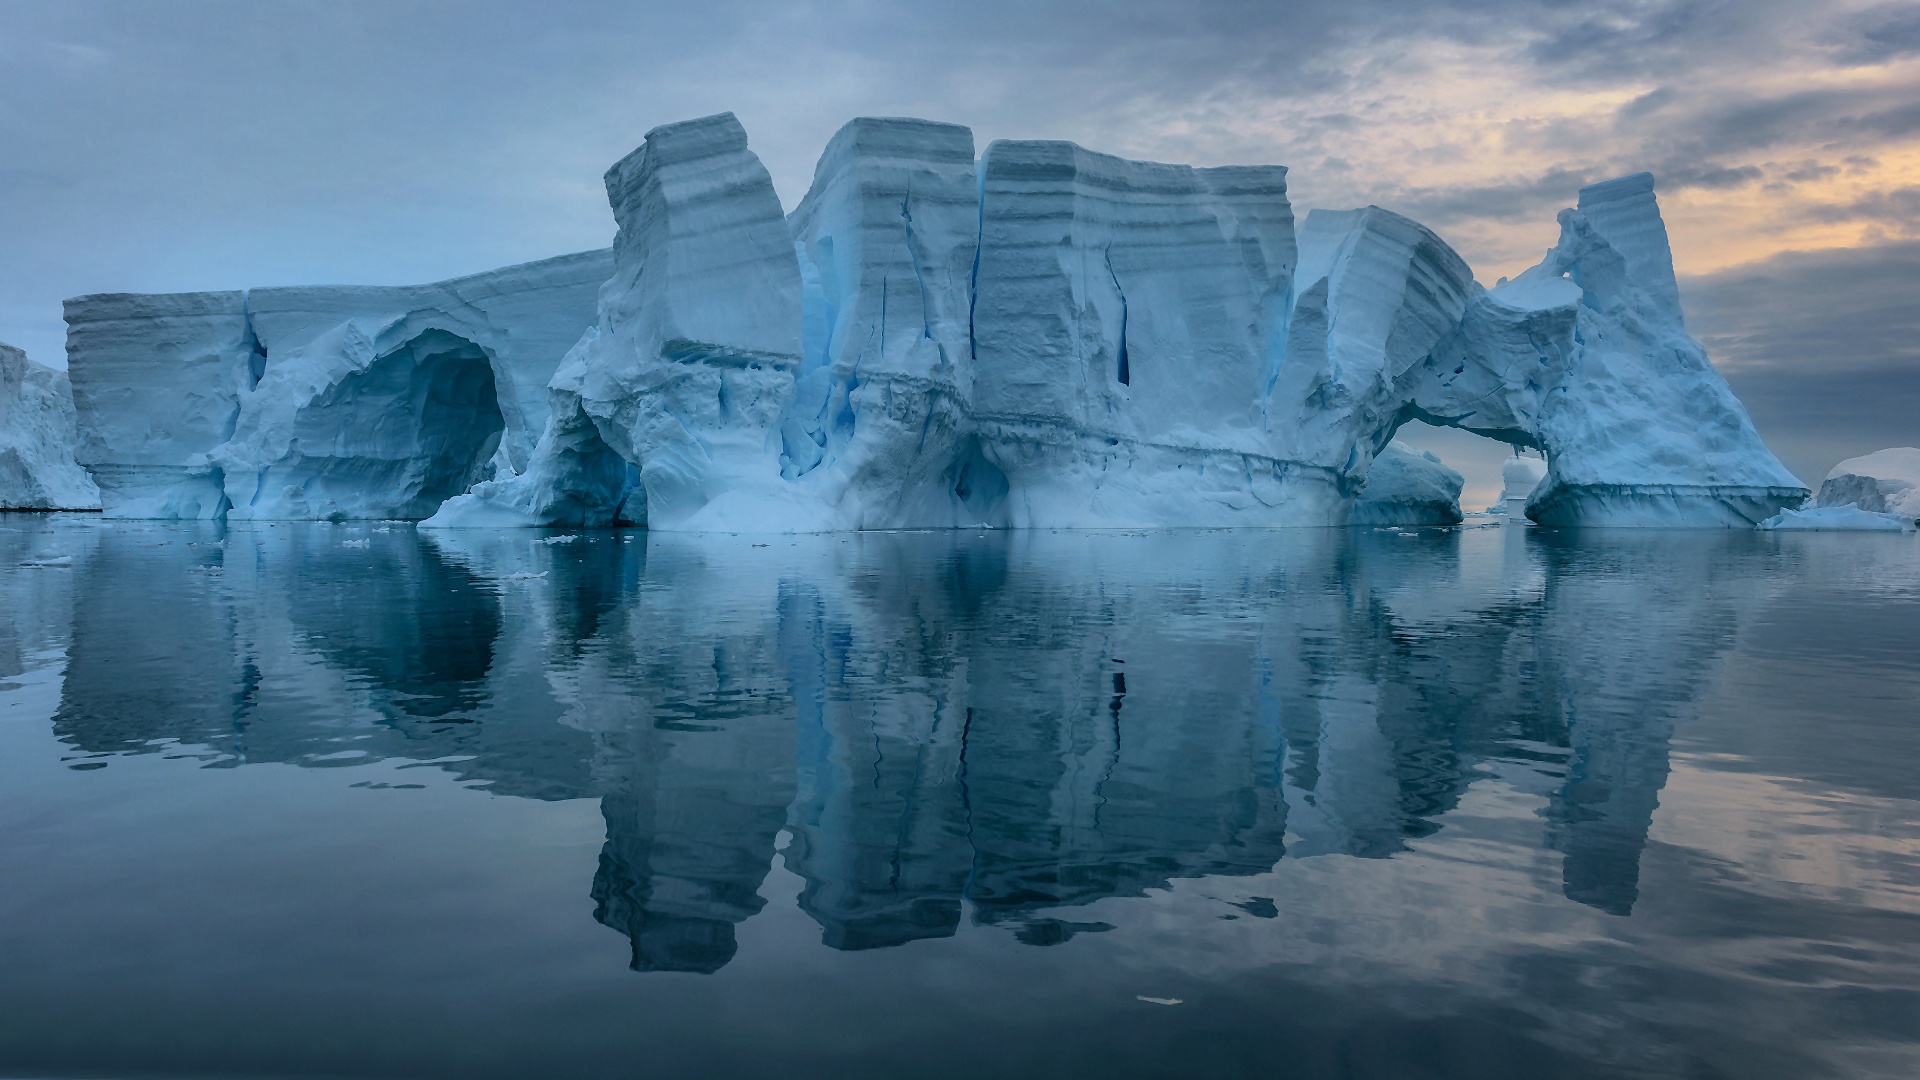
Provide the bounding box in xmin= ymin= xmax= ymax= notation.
xmin=216 ymin=328 xmax=505 ymax=521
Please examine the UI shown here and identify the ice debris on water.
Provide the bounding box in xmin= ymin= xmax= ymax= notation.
xmin=1758 ymin=506 xmax=1916 ymax=532
xmin=45 ymin=114 xmax=1810 ymax=530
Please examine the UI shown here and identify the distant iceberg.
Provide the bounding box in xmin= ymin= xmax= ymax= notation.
xmin=60 ymin=113 xmax=1807 ymax=530
xmin=1814 ymin=448 xmax=1920 ymax=522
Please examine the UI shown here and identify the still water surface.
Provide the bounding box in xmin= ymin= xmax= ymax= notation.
xmin=1 ymin=517 xmax=1917 ymax=1079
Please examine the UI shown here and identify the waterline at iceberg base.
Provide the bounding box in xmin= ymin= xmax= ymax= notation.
xmin=63 ymin=114 xmax=1806 ymax=530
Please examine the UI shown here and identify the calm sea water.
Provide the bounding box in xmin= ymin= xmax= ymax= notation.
xmin=1 ymin=516 xmax=1916 ymax=1079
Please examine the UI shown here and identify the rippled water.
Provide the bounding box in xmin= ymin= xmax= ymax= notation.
xmin=2 ymin=516 xmax=1917 ymax=1079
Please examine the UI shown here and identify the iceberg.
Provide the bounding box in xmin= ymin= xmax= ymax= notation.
xmin=1814 ymin=447 xmax=1920 ymax=522
xmin=0 ymin=342 xmax=100 ymax=510
xmin=63 ymin=116 xmax=1806 ymax=531
xmin=1350 ymin=442 xmax=1464 ymax=526
xmin=1497 ymin=452 xmax=1548 ymax=523
xmin=1408 ymin=175 xmax=1805 ymax=527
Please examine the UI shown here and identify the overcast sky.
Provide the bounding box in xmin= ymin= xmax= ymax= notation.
xmin=3 ymin=0 xmax=1915 ymax=499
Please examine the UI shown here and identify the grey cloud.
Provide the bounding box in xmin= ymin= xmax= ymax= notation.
xmin=1827 ymin=2 xmax=1920 ymax=65
xmin=1684 ymin=242 xmax=1920 ymax=482
xmin=1802 ymin=187 xmax=1920 ymax=234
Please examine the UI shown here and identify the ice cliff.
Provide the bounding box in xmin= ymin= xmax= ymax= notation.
xmin=0 ymin=343 xmax=99 ymax=510
xmin=62 ymin=114 xmax=1806 ymax=530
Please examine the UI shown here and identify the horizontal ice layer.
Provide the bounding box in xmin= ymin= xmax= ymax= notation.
xmin=64 ymin=251 xmax=610 ymax=520
xmin=1406 ymin=174 xmax=1806 ymax=527
xmin=0 ymin=342 xmax=100 ymax=510
xmin=967 ymin=139 xmax=1300 ymax=527
xmin=1350 ymin=442 xmax=1463 ymax=526
xmin=1816 ymin=447 xmax=1920 ymax=521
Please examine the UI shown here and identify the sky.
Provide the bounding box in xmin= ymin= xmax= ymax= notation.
xmin=3 ymin=0 xmax=1916 ymax=504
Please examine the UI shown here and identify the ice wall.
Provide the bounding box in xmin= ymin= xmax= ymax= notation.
xmin=0 ymin=342 xmax=100 ymax=510
xmin=967 ymin=141 xmax=1298 ymax=527
xmin=781 ymin=117 xmax=980 ymax=528
xmin=64 ymin=250 xmax=610 ymax=519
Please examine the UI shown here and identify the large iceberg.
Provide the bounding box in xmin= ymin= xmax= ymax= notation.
xmin=64 ymin=114 xmax=1805 ymax=530
xmin=0 ymin=342 xmax=100 ymax=510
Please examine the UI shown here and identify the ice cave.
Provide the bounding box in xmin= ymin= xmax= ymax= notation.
xmin=34 ymin=112 xmax=1808 ymax=529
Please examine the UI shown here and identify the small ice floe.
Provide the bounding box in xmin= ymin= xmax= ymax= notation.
xmin=18 ymin=554 xmax=72 ymax=568
xmin=341 ymin=538 xmax=370 ymax=548
xmin=499 ymin=571 xmax=549 ymax=580
xmin=1136 ymin=996 xmax=1183 ymax=1006
xmin=1758 ymin=506 xmax=1915 ymax=532
xmin=535 ymin=534 xmax=580 ymax=545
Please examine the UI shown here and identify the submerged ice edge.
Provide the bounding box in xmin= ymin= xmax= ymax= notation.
xmin=39 ymin=114 xmax=1810 ymax=529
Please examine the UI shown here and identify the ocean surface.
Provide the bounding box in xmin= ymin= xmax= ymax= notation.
xmin=2 ymin=516 xmax=1916 ymax=1079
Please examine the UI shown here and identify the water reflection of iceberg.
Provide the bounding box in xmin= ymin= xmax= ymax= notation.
xmin=33 ymin=524 xmax=1780 ymax=970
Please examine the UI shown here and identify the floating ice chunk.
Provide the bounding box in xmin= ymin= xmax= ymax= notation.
xmin=0 ymin=343 xmax=100 ymax=510
xmin=1815 ymin=448 xmax=1920 ymax=521
xmin=1351 ymin=442 xmax=1463 ymax=526
xmin=1758 ymin=506 xmax=1916 ymax=532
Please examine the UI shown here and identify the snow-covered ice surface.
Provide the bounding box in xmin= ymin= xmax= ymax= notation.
xmin=1759 ymin=506 xmax=1917 ymax=532
xmin=0 ymin=342 xmax=100 ymax=510
xmin=1816 ymin=448 xmax=1920 ymax=521
xmin=67 ymin=118 xmax=1806 ymax=531
xmin=1351 ymin=442 xmax=1463 ymax=526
